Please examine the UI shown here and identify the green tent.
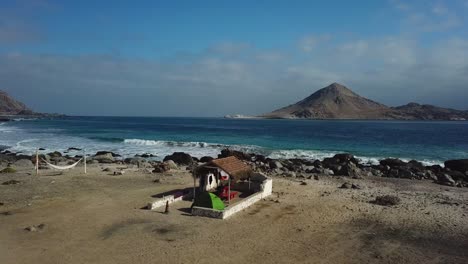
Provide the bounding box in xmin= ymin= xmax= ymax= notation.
xmin=192 ymin=192 xmax=225 ymax=211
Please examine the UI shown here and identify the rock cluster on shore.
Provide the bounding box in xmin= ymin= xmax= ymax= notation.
xmin=1 ymin=148 xmax=467 ymax=187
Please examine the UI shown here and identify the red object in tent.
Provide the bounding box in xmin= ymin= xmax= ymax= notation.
xmin=220 ymin=186 xmax=237 ymax=200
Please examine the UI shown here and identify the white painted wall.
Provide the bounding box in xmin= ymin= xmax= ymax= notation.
xmin=147 ymin=195 xmax=183 ymax=210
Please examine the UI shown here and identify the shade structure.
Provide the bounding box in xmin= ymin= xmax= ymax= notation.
xmin=191 ymin=192 xmax=225 ymax=211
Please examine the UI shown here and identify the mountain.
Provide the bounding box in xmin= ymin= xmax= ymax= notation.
xmin=0 ymin=90 xmax=30 ymax=115
xmin=260 ymin=83 xmax=468 ymax=120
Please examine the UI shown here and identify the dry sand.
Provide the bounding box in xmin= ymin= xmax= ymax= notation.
xmin=1 ymin=164 xmax=467 ymax=264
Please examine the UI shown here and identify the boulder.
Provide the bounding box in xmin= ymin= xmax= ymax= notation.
xmin=153 ymin=163 xmax=170 ymax=173
xmin=269 ymin=160 xmax=283 ymax=170
xmin=407 ymin=160 xmax=425 ymax=171
xmin=333 ymin=153 xmax=359 ymax=164
xmin=444 ymin=159 xmax=468 ymax=173
xmin=379 ymin=158 xmax=407 ymax=168
xmin=398 ymin=168 xmax=415 ymax=179
xmin=95 ymin=151 xmax=121 ymax=157
xmin=437 ymin=174 xmax=456 ymax=186
xmin=338 ymin=163 xmax=363 ymax=177
xmin=218 ymin=149 xmax=252 ymax=161
xmin=14 ymin=159 xmax=34 ymax=168
xmin=164 ymin=160 xmax=178 ymax=170
xmin=444 ymin=170 xmax=466 ymax=182
xmin=47 ymin=151 xmax=62 ymax=158
xmin=340 ymin=182 xmax=352 ymax=189
xmin=163 ymin=152 xmax=193 ymax=165
xmin=200 ymin=156 xmax=214 ymax=163
xmin=93 ymin=153 xmax=115 ymax=163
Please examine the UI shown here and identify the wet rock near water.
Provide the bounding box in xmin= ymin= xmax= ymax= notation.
xmin=163 ymin=152 xmax=194 ymax=166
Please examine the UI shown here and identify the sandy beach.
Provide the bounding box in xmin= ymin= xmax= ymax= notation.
xmin=1 ymin=163 xmax=467 ymax=264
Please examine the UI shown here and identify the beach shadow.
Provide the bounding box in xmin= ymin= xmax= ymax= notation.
xmin=151 ymin=188 xmax=191 ymax=199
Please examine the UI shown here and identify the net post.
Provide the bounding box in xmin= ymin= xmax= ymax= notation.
xmin=84 ymin=149 xmax=87 ymax=174
xmin=35 ymin=149 xmax=39 ymax=176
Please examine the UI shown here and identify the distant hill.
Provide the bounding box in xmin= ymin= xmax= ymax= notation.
xmin=259 ymin=83 xmax=468 ymax=120
xmin=0 ymin=90 xmax=30 ymax=115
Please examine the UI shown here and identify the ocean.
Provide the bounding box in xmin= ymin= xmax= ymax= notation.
xmin=1 ymin=116 xmax=467 ymax=165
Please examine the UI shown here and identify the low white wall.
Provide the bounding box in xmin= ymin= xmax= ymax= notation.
xmin=222 ymin=178 xmax=272 ymax=219
xmin=191 ymin=206 xmax=224 ymax=219
xmin=147 ymin=195 xmax=183 ymax=210
xmin=191 ymin=177 xmax=273 ymax=219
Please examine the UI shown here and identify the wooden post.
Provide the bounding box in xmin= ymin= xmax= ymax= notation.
xmin=35 ymin=149 xmax=39 ymax=176
xmin=83 ymin=150 xmax=87 ymax=174
xmin=228 ymin=176 xmax=231 ymax=205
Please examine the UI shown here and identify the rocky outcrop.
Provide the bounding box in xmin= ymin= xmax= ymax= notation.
xmin=0 ymin=90 xmax=29 ymax=115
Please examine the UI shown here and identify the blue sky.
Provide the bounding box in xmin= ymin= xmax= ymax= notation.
xmin=1 ymin=0 xmax=468 ymax=116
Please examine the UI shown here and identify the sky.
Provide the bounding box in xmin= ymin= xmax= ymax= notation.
xmin=0 ymin=0 xmax=468 ymax=116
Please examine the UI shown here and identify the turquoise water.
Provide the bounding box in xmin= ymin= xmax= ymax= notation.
xmin=1 ymin=116 xmax=468 ymax=165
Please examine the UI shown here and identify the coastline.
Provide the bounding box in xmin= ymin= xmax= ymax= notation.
xmin=1 ymin=147 xmax=467 ymax=188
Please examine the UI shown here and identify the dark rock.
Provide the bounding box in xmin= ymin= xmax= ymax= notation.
xmin=252 ymin=154 xmax=267 ymax=163
xmin=153 ymin=163 xmax=170 ymax=173
xmin=338 ymin=163 xmax=363 ymax=177
xmin=340 ymin=182 xmax=352 ymax=189
xmin=2 ymin=179 xmax=21 ymax=185
xmin=398 ymin=168 xmax=415 ymax=179
xmin=269 ymin=160 xmax=283 ymax=170
xmin=67 ymin=147 xmax=82 ymax=151
xmin=38 ymin=148 xmax=46 ymax=151
xmin=333 ymin=153 xmax=359 ymax=164
xmin=200 ymin=156 xmax=214 ymax=163
xmin=95 ymin=151 xmax=121 ymax=157
xmin=445 ymin=170 xmax=466 ymax=181
xmin=444 ymin=159 xmax=468 ymax=173
xmin=351 ymin=184 xmax=361 ymax=189
xmin=372 ymin=195 xmax=400 ymax=206
xmin=437 ymin=173 xmax=456 ymax=186
xmin=407 ymin=160 xmax=425 ymax=171
xmin=300 ymin=181 xmax=307 ymax=185
xmin=47 ymin=151 xmax=62 ymax=158
xmin=163 ymin=152 xmax=194 ymax=165
xmin=218 ymin=149 xmax=252 ymax=161
xmin=141 ymin=153 xmax=154 ymax=158
xmin=380 ymin=158 xmax=407 ymax=168
xmin=93 ymin=153 xmax=115 ymax=163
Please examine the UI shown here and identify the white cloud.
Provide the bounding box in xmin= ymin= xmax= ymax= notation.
xmin=298 ymin=35 xmax=331 ymax=53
